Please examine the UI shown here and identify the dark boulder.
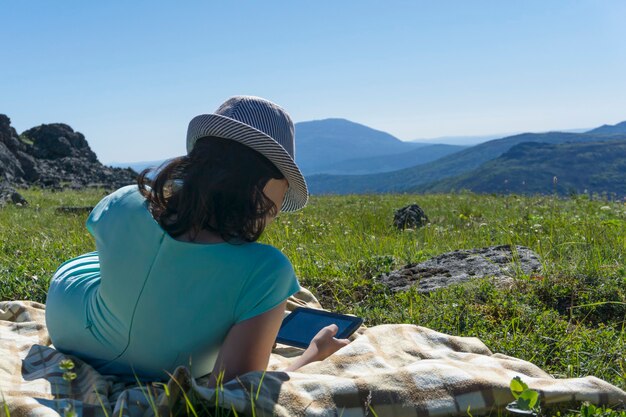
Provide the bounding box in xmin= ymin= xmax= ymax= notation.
xmin=0 ymin=115 xmax=27 ymax=184
xmin=0 ymin=142 xmax=26 ymax=182
xmin=33 ymin=157 xmax=136 ymax=190
xmin=15 ymin=151 xmax=39 ymax=182
xmin=22 ymin=123 xmax=98 ymax=162
xmin=378 ymin=245 xmax=542 ymax=293
xmin=0 ymin=183 xmax=28 ymax=207
xmin=55 ymin=206 xmax=94 ymax=214
xmin=393 ymin=204 xmax=429 ymax=230
xmin=0 ymin=114 xmax=137 ymax=190
xmin=0 ymin=114 xmax=25 ymax=152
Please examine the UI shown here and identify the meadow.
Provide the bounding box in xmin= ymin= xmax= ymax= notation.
xmin=1 ymin=188 xmax=625 ymax=415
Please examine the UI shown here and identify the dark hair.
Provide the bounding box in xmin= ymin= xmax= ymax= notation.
xmin=137 ymin=136 xmax=285 ymax=243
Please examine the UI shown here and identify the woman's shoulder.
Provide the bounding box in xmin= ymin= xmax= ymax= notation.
xmin=89 ymin=185 xmax=141 ymax=214
xmin=242 ymin=242 xmax=291 ymax=261
xmin=97 ymin=185 xmax=146 ymax=211
xmin=239 ymin=243 xmax=295 ymax=277
xmin=106 ymin=185 xmax=144 ymax=204
xmin=86 ymin=185 xmax=151 ymax=235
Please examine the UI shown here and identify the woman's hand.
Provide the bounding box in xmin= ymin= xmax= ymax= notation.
xmin=285 ymin=324 xmax=351 ymax=371
xmin=308 ymin=324 xmax=351 ymax=361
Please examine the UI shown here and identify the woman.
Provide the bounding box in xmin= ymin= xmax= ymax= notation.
xmin=45 ymin=96 xmax=350 ymax=385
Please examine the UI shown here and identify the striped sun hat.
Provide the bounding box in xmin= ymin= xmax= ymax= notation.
xmin=186 ymin=96 xmax=308 ymax=212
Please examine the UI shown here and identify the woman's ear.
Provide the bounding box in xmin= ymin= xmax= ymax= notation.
xmin=263 ymin=178 xmax=289 ymax=213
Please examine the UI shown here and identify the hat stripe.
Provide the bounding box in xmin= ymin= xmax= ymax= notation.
xmin=186 ymin=97 xmax=308 ymax=212
xmin=215 ymin=97 xmax=295 ymax=157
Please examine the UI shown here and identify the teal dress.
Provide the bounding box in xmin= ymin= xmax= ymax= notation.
xmin=45 ymin=185 xmax=300 ymax=380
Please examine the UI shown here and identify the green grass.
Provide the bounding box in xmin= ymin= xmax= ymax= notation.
xmin=1 ymin=188 xmax=625 ymax=415
xmin=264 ymin=192 xmax=626 ymax=390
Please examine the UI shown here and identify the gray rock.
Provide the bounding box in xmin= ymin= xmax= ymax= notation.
xmin=0 ymin=114 xmax=23 ymax=152
xmin=394 ymin=204 xmax=429 ymax=230
xmin=0 ymin=141 xmax=25 ymax=182
xmin=0 ymin=114 xmax=137 ymax=191
xmin=23 ymin=123 xmax=98 ymax=162
xmin=0 ymin=183 xmax=28 ymax=207
xmin=378 ymin=245 xmax=542 ymax=293
xmin=0 ymin=115 xmax=27 ymax=184
xmin=55 ymin=206 xmax=94 ymax=214
xmin=15 ymin=151 xmax=38 ymax=182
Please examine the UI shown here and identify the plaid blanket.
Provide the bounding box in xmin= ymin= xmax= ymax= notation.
xmin=1 ymin=291 xmax=625 ymax=417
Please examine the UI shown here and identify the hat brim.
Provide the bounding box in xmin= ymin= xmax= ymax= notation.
xmin=187 ymin=113 xmax=308 ymax=212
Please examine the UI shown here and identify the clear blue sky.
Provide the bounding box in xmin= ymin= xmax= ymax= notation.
xmin=2 ymin=1 xmax=626 ymax=163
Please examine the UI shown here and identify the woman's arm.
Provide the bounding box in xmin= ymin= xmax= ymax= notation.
xmin=207 ymin=302 xmax=350 ymax=387
xmin=208 ymin=301 xmax=286 ymax=387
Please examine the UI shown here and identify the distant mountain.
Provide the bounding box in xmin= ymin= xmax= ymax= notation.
xmin=410 ymin=128 xmax=592 ymax=146
xmin=307 ymin=128 xmax=626 ymax=195
xmin=586 ymin=121 xmax=626 ymax=136
xmin=309 ymin=144 xmax=466 ymax=175
xmin=111 ymin=118 xmax=626 ymax=194
xmin=410 ymin=134 xmax=508 ymax=146
xmin=420 ymin=139 xmax=626 ymax=196
xmin=295 ymin=118 xmax=424 ymax=174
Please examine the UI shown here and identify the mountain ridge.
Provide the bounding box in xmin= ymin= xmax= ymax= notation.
xmin=586 ymin=121 xmax=626 ymax=136
xmin=307 ymin=128 xmax=626 ymax=194
xmin=419 ymin=139 xmax=626 ymax=196
xmin=310 ymin=143 xmax=466 ymax=175
xmin=295 ymin=118 xmax=424 ymax=174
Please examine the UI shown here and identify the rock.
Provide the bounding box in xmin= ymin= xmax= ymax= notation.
xmin=0 ymin=115 xmax=25 ymax=153
xmin=22 ymin=123 xmax=98 ymax=162
xmin=15 ymin=151 xmax=39 ymax=182
xmin=0 ymin=141 xmax=26 ymax=182
xmin=0 ymin=183 xmax=28 ymax=207
xmin=33 ymin=157 xmax=136 ymax=190
xmin=0 ymin=115 xmax=27 ymax=184
xmin=55 ymin=206 xmax=94 ymax=214
xmin=0 ymin=114 xmax=137 ymax=191
xmin=393 ymin=204 xmax=429 ymax=230
xmin=378 ymin=245 xmax=542 ymax=293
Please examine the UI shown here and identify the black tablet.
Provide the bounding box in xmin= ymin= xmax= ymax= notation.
xmin=276 ymin=307 xmax=363 ymax=349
